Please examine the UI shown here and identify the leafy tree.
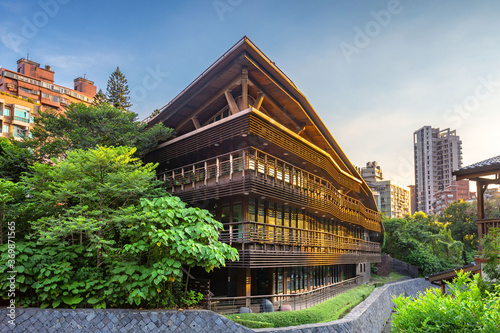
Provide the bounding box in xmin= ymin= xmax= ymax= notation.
xmin=25 ymin=146 xmax=161 ymax=267
xmin=92 ymin=88 xmax=108 ymax=106
xmin=439 ymin=200 xmax=478 ymax=263
xmin=19 ymin=103 xmax=171 ymax=160
xmin=382 ymin=213 xmax=464 ymax=275
xmin=106 ymin=66 xmax=132 ymax=110
xmin=0 ymin=138 xmax=35 ymax=182
xmin=1 ymin=146 xmax=239 ymax=309
xmin=481 ymin=227 xmax=500 ymax=282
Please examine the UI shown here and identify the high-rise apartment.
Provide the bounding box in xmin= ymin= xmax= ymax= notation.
xmin=360 ymin=161 xmax=410 ymax=219
xmin=413 ymin=126 xmax=463 ymax=214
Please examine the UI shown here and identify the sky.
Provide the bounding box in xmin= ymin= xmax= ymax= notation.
xmin=1 ymin=0 xmax=499 ymax=186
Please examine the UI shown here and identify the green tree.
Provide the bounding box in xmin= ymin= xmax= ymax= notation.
xmin=382 ymin=214 xmax=462 ymax=275
xmin=0 ymin=138 xmax=35 ymax=182
xmin=439 ymin=200 xmax=477 ymax=263
xmin=4 ymin=146 xmax=239 ymax=309
xmin=481 ymin=227 xmax=500 ymax=282
xmin=106 ymin=67 xmax=132 ymax=110
xmin=92 ymin=88 xmax=108 ymax=106
xmin=19 ymin=103 xmax=171 ymax=160
xmin=25 ymin=146 xmax=160 ymax=267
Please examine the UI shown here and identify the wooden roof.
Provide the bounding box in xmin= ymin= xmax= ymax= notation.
xmin=146 ymin=36 xmax=378 ymax=211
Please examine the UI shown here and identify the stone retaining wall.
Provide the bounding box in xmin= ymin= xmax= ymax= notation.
xmin=254 ymin=278 xmax=436 ymax=333
xmin=1 ymin=278 xmax=435 ymax=333
xmin=0 ymin=308 xmax=253 ymax=333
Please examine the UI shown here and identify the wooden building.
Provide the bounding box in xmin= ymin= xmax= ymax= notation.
xmin=143 ymin=37 xmax=383 ymax=312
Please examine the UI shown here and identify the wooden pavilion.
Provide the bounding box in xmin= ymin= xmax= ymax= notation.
xmin=428 ymin=155 xmax=500 ymax=291
xmin=143 ymin=37 xmax=383 ymax=312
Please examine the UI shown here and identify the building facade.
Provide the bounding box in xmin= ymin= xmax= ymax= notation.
xmin=413 ymin=126 xmax=463 ymax=214
xmin=0 ymin=93 xmax=40 ymax=140
xmin=144 ymin=37 xmax=383 ymax=312
xmin=0 ymin=58 xmax=96 ymax=138
xmin=360 ymin=161 xmax=410 ymax=219
xmin=432 ymin=179 xmax=476 ymax=215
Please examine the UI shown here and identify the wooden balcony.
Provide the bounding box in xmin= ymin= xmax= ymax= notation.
xmin=219 ymin=221 xmax=380 ymax=268
xmin=159 ymin=148 xmax=381 ymax=233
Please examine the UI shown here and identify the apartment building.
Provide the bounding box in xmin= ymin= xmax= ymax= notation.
xmin=432 ymin=179 xmax=476 ymax=215
xmin=360 ymin=161 xmax=410 ymax=218
xmin=413 ymin=126 xmax=463 ymax=214
xmin=0 ymin=58 xmax=96 ymax=139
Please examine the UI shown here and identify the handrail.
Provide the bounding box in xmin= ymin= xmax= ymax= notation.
xmin=158 ymin=148 xmax=381 ymax=232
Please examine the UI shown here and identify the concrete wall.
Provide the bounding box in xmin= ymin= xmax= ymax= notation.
xmin=1 ymin=278 xmax=435 ymax=333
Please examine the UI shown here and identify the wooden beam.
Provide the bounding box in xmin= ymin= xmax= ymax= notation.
xmin=253 ymin=93 xmax=264 ymax=110
xmin=248 ymin=77 xmax=304 ymax=131
xmin=152 ymin=57 xmax=242 ymax=126
xmin=241 ymin=66 xmax=248 ymax=110
xmin=174 ymin=75 xmax=240 ymax=132
xmin=225 ymin=90 xmax=240 ymax=115
xmin=191 ymin=117 xmax=200 ymax=129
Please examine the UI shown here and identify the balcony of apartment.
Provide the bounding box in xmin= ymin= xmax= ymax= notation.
xmin=159 ymin=148 xmax=381 ymax=233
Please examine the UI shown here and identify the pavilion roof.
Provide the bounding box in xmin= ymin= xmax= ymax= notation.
xmin=453 ymin=155 xmax=500 ymax=180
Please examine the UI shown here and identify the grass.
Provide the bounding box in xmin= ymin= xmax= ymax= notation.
xmin=225 ymin=271 xmax=407 ymax=329
xmin=225 ymin=284 xmax=374 ymax=329
xmin=370 ymin=271 xmax=406 ymax=287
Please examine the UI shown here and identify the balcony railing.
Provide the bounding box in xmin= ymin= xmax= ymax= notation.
xmin=13 ymin=116 xmax=29 ymax=123
xmin=159 ymin=149 xmax=381 ymax=232
xmin=477 ymin=218 xmax=500 ymax=241
xmin=209 ymin=276 xmax=360 ymax=314
xmin=220 ymin=221 xmax=380 ymax=253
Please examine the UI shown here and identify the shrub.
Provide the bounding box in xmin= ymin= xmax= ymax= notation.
xmin=392 ymin=271 xmax=500 ymax=332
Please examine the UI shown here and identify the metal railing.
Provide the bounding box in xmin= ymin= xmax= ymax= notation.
xmin=209 ymin=276 xmax=360 ymax=314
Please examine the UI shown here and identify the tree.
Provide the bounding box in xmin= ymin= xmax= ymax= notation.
xmin=92 ymin=88 xmax=108 ymax=106
xmin=4 ymin=146 xmax=239 ymax=309
xmin=0 ymin=138 xmax=35 ymax=182
xmin=382 ymin=214 xmax=464 ymax=275
xmin=19 ymin=103 xmax=171 ymax=160
xmin=439 ymin=200 xmax=478 ymax=263
xmin=25 ymin=146 xmax=161 ymax=267
xmin=106 ymin=67 xmax=132 ymax=110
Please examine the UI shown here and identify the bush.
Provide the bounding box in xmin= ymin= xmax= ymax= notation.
xmin=392 ymin=271 xmax=500 ymax=332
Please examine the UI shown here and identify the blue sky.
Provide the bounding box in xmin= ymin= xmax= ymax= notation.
xmin=1 ymin=0 xmax=499 ymax=186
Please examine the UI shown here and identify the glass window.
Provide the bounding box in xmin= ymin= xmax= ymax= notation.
xmin=232 ymin=202 xmax=242 ymax=222
xmin=277 ymin=268 xmax=283 ymax=294
xmin=4 ymin=109 xmax=10 ymax=116
xmin=221 ymin=203 xmax=230 ymax=223
xmin=258 ymin=202 xmax=265 ymax=224
xmin=276 ymin=204 xmax=283 ymax=225
xmin=249 ymin=199 xmax=256 ymax=222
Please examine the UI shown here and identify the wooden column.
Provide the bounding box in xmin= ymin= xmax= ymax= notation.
xmin=241 ymin=66 xmax=248 ymax=110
